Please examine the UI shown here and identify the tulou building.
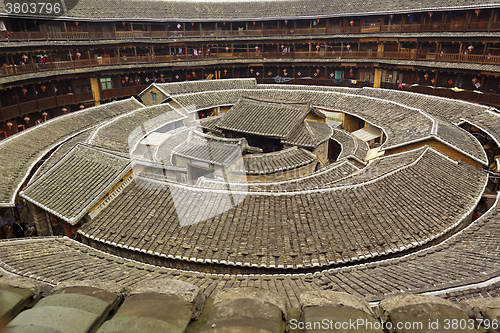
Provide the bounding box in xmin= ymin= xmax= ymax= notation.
xmin=1 ymin=1 xmax=500 ymax=332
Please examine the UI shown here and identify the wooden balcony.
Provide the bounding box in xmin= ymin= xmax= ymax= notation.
xmin=0 ymin=20 xmax=499 ymax=42
xmin=0 ymin=51 xmax=498 ymax=80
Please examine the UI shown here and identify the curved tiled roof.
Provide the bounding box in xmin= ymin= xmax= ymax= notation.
xmin=2 ymin=80 xmax=499 ymax=316
xmin=28 ymin=129 xmax=94 ymax=184
xmin=155 ymin=79 xmax=257 ymax=96
xmin=172 ymin=131 xmax=246 ymax=167
xmin=78 ymin=147 xmax=487 ymax=269
xmin=331 ymin=128 xmax=369 ymax=164
xmin=243 ymin=146 xmax=318 ymax=175
xmin=20 ymin=144 xmax=131 ymax=225
xmin=1 ymin=0 xmax=498 ymax=21
xmin=87 ymin=104 xmax=186 ymax=154
xmin=1 ymin=192 xmax=499 ymax=308
xmin=0 ymin=98 xmax=142 ymax=207
xmin=170 ymin=88 xmax=487 ymax=164
xmin=196 ymin=158 xmax=359 ymax=191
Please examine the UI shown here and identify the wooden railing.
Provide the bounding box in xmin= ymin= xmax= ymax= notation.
xmin=1 ymin=20 xmax=500 ymax=42
xmin=0 ymin=92 xmax=94 ymax=121
xmin=0 ymin=86 xmax=150 ymax=122
xmin=1 ymin=51 xmax=498 ymax=79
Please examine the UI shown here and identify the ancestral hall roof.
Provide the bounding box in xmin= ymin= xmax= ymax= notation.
xmin=282 ymin=120 xmax=332 ymax=149
xmin=216 ymin=96 xmax=318 ymax=138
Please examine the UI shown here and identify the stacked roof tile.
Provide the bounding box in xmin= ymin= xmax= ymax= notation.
xmin=243 ymin=146 xmax=318 ymax=175
xmin=88 ymin=104 xmax=186 ymax=154
xmin=79 ymin=147 xmax=486 ymax=269
xmin=0 ymin=98 xmax=142 ymax=207
xmin=330 ymin=128 xmax=369 ymax=164
xmin=5 ymin=0 xmax=498 ymax=21
xmin=172 ymin=131 xmax=245 ymax=167
xmin=20 ymin=144 xmax=131 ymax=224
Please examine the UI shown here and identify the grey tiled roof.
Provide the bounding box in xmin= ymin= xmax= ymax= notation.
xmin=169 ymin=87 xmax=488 ymax=165
xmin=154 ymin=127 xmax=194 ymax=165
xmin=330 ymin=128 xmax=369 ymax=164
xmin=216 ymin=96 xmax=315 ymax=139
xmin=198 ymin=116 xmax=223 ymax=134
xmin=461 ymin=111 xmax=500 ymax=147
xmin=352 ymin=87 xmax=489 ymax=124
xmin=243 ymin=146 xmax=318 ymax=175
xmin=0 ymin=190 xmax=499 ymax=308
xmin=28 ymin=130 xmax=94 ymax=184
xmin=20 ymin=144 xmax=131 ymax=225
xmin=197 ymin=158 xmax=358 ymax=192
xmin=307 ymin=121 xmax=333 ymax=145
xmin=78 ymin=147 xmax=486 ymax=269
xmin=0 ymin=98 xmax=142 ymax=207
xmin=172 ymin=131 xmax=245 ymax=167
xmin=434 ymin=117 xmax=486 ymax=162
xmin=282 ymin=121 xmax=332 ymax=149
xmin=331 ymin=146 xmax=427 ymax=186
xmin=156 ymin=79 xmax=257 ymax=96
xmin=197 ymin=145 xmax=428 ymax=191
xmin=1 ymin=0 xmax=498 ymax=21
xmin=88 ymin=104 xmax=186 ymax=154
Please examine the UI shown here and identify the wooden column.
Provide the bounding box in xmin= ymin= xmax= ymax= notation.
xmin=90 ymin=77 xmax=101 ymax=106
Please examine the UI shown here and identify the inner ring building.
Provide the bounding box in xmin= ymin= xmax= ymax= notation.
xmin=1 ymin=1 xmax=500 ymax=332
